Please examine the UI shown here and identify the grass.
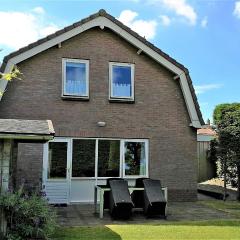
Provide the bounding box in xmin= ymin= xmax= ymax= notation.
xmin=199 ymin=200 xmax=240 ymax=218
xmin=52 ymin=220 xmax=240 ymax=240
xmin=52 ymin=200 xmax=240 ymax=240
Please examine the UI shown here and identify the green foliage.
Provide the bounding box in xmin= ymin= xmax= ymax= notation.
xmin=218 ymin=110 xmax=240 ymax=158
xmin=0 ymin=67 xmax=21 ymax=81
xmin=213 ymin=103 xmax=240 ymax=125
xmin=213 ymin=105 xmax=240 ymax=199
xmin=207 ymin=138 xmax=218 ymax=163
xmin=219 ymin=110 xmax=240 ymax=191
xmin=0 ymin=66 xmax=22 ymax=96
xmin=0 ymin=187 xmax=57 ymax=240
xmin=125 ymin=142 xmax=142 ymax=175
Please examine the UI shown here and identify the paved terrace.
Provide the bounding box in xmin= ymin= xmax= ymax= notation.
xmin=56 ymin=200 xmax=232 ymax=227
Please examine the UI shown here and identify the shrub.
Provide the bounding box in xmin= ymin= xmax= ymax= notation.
xmin=0 ymin=187 xmax=57 ymax=239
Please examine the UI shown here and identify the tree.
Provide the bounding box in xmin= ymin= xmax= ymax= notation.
xmin=213 ymin=103 xmax=240 ymax=201
xmin=218 ymin=110 xmax=240 ymax=200
xmin=213 ymin=103 xmax=240 ymax=125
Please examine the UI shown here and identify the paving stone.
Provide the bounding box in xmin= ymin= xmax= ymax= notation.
xmin=55 ymin=201 xmax=233 ymax=227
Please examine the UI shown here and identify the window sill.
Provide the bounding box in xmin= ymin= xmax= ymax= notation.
xmin=61 ymin=95 xmax=89 ymax=101
xmin=109 ymin=98 xmax=135 ymax=103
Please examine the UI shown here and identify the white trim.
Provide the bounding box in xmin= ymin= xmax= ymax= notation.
xmin=97 ymin=139 xmax=121 ymax=178
xmin=122 ymin=139 xmax=149 ymax=178
xmin=0 ymin=15 xmax=201 ymax=127
xmin=179 ymin=74 xmax=201 ymax=128
xmin=42 ymin=138 xmax=71 ymax=204
xmin=46 ymin=138 xmax=71 ymax=180
xmin=62 ymin=58 xmax=89 ymax=98
xmin=109 ymin=62 xmax=134 ymax=101
xmin=95 ymin=139 xmax=98 ymax=185
xmin=43 ymin=136 xmax=149 ymax=204
xmin=44 ymin=137 xmax=149 ymax=180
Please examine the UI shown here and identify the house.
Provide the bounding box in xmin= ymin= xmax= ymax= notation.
xmin=0 ymin=9 xmax=204 ymax=203
xmin=197 ymin=124 xmax=217 ymax=182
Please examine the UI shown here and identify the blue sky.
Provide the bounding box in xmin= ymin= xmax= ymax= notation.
xmin=1 ymin=0 xmax=240 ymax=122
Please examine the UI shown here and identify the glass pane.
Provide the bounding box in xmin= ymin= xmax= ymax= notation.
xmin=98 ymin=140 xmax=120 ymax=177
xmin=48 ymin=142 xmax=67 ymax=179
xmin=112 ymin=65 xmax=132 ymax=98
xmin=124 ymin=142 xmax=146 ymax=176
xmin=65 ymin=62 xmax=87 ymax=96
xmin=72 ymin=139 xmax=95 ymax=177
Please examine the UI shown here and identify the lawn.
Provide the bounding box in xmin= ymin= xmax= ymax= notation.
xmin=52 ymin=220 xmax=240 ymax=240
xmin=199 ymin=200 xmax=240 ymax=218
xmin=53 ymin=200 xmax=240 ymax=240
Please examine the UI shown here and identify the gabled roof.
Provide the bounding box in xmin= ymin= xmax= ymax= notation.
xmin=0 ymin=119 xmax=55 ymax=140
xmin=0 ymin=9 xmax=204 ymax=128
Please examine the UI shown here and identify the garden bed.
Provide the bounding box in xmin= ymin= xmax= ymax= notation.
xmin=198 ymin=178 xmax=237 ymax=200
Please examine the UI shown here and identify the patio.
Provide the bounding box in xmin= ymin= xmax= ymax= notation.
xmin=56 ymin=198 xmax=233 ymax=227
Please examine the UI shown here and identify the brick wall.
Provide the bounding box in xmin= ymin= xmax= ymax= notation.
xmin=16 ymin=143 xmax=43 ymax=191
xmin=0 ymin=27 xmax=197 ymax=201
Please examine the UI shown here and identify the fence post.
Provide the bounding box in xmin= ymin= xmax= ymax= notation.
xmin=0 ymin=139 xmax=12 ymax=236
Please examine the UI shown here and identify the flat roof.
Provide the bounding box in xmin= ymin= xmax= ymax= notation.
xmin=0 ymin=119 xmax=55 ymax=140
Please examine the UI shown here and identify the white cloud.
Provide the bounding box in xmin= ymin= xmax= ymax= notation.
xmin=39 ymin=24 xmax=59 ymax=36
xmin=201 ymin=17 xmax=208 ymax=28
xmin=118 ymin=10 xmax=157 ymax=40
xmin=234 ymin=1 xmax=240 ymax=18
xmin=194 ymin=84 xmax=223 ymax=95
xmin=159 ymin=0 xmax=197 ymax=25
xmin=0 ymin=7 xmax=60 ymax=50
xmin=32 ymin=7 xmax=45 ymax=15
xmin=160 ymin=15 xmax=171 ymax=26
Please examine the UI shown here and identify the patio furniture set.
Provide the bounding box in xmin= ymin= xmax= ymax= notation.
xmin=94 ymin=178 xmax=167 ymax=219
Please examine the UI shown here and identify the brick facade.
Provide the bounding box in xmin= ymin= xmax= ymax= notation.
xmin=16 ymin=143 xmax=43 ymax=191
xmin=0 ymin=27 xmax=197 ymax=201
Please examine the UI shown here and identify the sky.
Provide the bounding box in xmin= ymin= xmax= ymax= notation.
xmin=0 ymin=0 xmax=240 ymax=122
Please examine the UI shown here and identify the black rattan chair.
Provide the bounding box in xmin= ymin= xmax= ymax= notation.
xmin=143 ymin=179 xmax=167 ymax=218
xmin=104 ymin=178 xmax=124 ymax=209
xmin=109 ymin=180 xmax=134 ymax=219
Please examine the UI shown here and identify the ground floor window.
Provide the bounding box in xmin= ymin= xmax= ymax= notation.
xmin=46 ymin=138 xmax=148 ymax=179
xmin=48 ymin=142 xmax=68 ymax=179
xmin=124 ymin=141 xmax=147 ymax=177
xmin=98 ymin=140 xmax=120 ymax=177
xmin=72 ymin=139 xmax=96 ymax=177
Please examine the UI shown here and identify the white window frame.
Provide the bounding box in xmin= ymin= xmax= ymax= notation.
xmin=62 ymin=58 xmax=89 ymax=98
xmin=43 ymin=137 xmax=148 ymax=181
xmin=122 ymin=139 xmax=149 ymax=179
xmin=95 ymin=139 xmax=122 ymax=179
xmin=43 ymin=138 xmax=72 ymax=182
xmin=109 ymin=62 xmax=135 ymax=101
xmin=71 ymin=138 xmax=96 ymax=179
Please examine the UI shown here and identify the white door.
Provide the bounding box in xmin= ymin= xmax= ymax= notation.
xmin=43 ymin=139 xmax=71 ymax=204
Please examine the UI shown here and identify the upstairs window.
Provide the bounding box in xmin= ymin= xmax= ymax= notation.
xmin=62 ymin=58 xmax=89 ymax=98
xmin=109 ymin=62 xmax=134 ymax=101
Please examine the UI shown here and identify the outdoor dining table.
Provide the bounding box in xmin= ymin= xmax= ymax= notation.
xmin=94 ymin=185 xmax=168 ymax=218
